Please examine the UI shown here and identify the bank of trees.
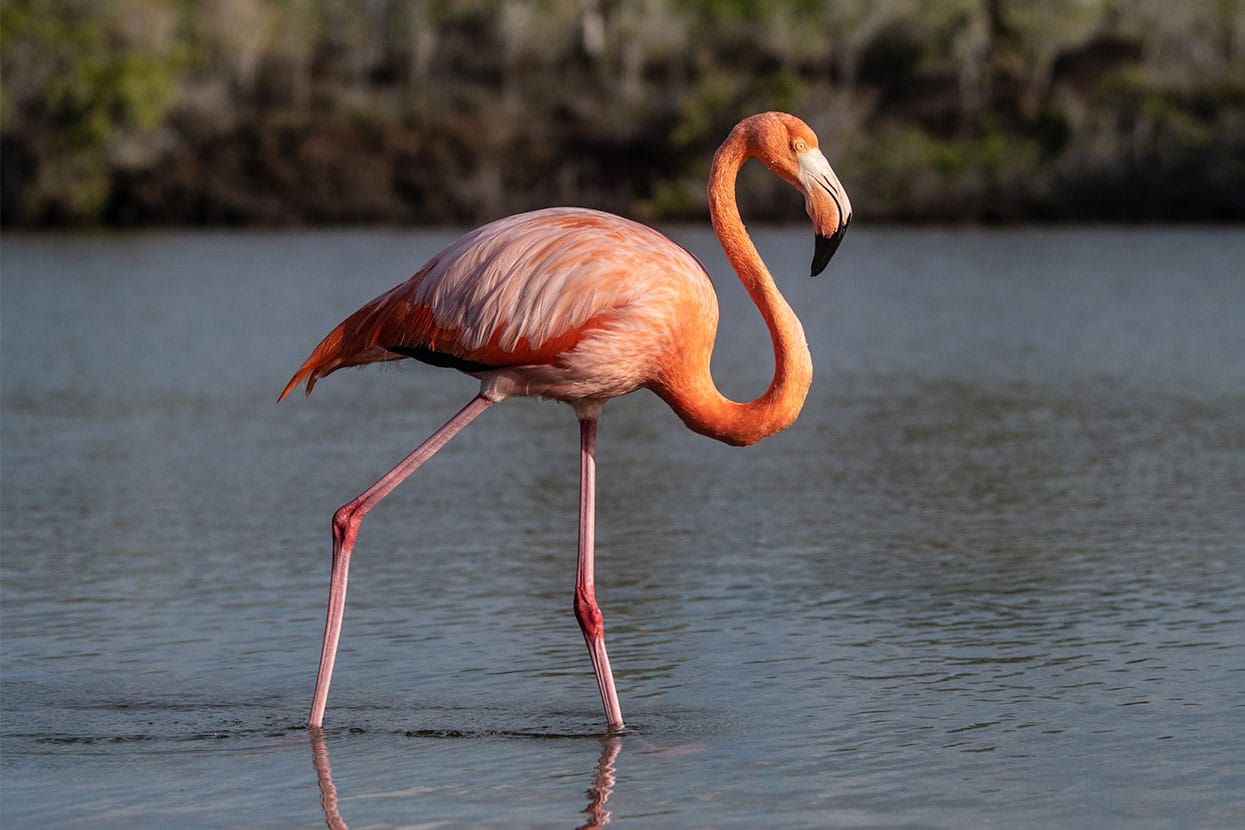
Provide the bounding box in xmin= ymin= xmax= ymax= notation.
xmin=2 ymin=0 xmax=1242 ymax=225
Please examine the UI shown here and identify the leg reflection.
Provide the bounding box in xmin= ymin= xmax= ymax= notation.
xmin=578 ymin=736 xmax=622 ymax=829
xmin=309 ymin=727 xmax=349 ymax=830
xmin=310 ymin=725 xmax=624 ymax=829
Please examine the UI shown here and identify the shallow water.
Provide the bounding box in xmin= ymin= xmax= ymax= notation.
xmin=2 ymin=226 xmax=1243 ymax=828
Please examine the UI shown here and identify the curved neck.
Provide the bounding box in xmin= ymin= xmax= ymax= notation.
xmin=657 ymin=132 xmax=813 ymax=447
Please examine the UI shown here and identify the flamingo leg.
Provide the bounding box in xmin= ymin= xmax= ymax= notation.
xmin=308 ymin=394 xmax=495 ymax=727
xmin=575 ymin=417 xmax=626 ymax=731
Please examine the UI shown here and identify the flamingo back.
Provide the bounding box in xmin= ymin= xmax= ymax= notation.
xmin=280 ymin=208 xmax=716 ymax=401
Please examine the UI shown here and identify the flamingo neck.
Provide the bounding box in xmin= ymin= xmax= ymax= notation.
xmin=657 ymin=132 xmax=813 ymax=447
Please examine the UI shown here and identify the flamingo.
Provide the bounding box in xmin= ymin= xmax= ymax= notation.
xmin=281 ymin=111 xmax=851 ymax=731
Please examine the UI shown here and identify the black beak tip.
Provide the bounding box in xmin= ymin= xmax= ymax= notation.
xmin=811 ymin=219 xmax=849 ymax=277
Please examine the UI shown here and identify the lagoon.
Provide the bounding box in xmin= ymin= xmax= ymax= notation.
xmin=2 ymin=226 xmax=1243 ymax=827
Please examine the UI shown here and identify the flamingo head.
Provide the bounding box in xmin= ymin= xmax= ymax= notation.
xmin=741 ymin=112 xmax=853 ymax=276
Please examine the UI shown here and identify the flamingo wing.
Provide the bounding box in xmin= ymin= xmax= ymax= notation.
xmin=279 ymin=208 xmax=713 ymax=401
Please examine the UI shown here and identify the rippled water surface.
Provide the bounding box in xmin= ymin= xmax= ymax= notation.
xmin=2 ymin=227 xmax=1243 ymax=828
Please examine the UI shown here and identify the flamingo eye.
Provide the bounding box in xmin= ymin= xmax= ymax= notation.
xmin=793 ymin=138 xmax=808 ymax=153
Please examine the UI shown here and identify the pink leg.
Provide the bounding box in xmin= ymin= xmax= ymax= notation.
xmin=574 ymin=417 xmax=625 ymax=731
xmin=308 ymin=394 xmax=494 ymax=727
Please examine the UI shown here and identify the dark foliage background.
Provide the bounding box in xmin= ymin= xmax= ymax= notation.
xmin=3 ymin=0 xmax=1243 ymax=226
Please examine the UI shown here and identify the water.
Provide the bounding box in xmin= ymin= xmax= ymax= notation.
xmin=2 ymin=226 xmax=1243 ymax=828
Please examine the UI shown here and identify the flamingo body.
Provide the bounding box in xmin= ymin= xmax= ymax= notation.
xmin=281 ymin=207 xmax=717 ymax=411
xmin=284 ymin=112 xmax=851 ymax=730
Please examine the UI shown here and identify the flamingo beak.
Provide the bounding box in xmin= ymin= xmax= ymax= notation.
xmin=812 ymin=217 xmax=850 ymax=276
xmin=799 ymin=148 xmax=852 ymax=276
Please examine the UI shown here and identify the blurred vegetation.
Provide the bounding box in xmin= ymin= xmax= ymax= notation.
xmin=2 ymin=0 xmax=1243 ymax=226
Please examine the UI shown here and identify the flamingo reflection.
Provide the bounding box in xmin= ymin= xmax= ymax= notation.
xmin=308 ymin=729 xmax=623 ymax=828
xmin=309 ymin=728 xmax=349 ymax=829
xmin=579 ymin=736 xmax=621 ymax=829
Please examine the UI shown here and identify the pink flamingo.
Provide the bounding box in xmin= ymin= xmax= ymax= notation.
xmin=281 ymin=112 xmax=851 ymax=731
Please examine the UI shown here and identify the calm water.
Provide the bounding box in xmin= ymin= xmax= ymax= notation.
xmin=2 ymin=227 xmax=1243 ymax=828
